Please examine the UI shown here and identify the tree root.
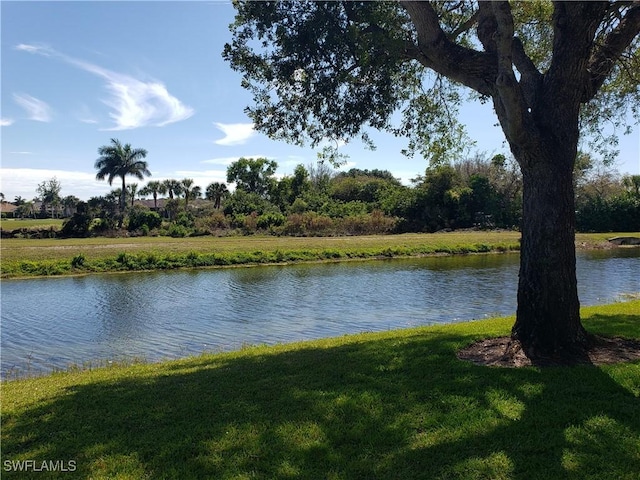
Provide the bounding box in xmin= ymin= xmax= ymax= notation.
xmin=457 ymin=335 xmax=640 ymax=367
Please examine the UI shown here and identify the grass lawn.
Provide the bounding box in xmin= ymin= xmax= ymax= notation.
xmin=0 ymin=218 xmax=64 ymax=229
xmin=1 ymin=231 xmax=634 ymax=278
xmin=2 ymin=300 xmax=639 ymax=479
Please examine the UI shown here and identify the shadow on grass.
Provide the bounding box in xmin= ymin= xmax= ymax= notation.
xmin=584 ymin=313 xmax=640 ymax=339
xmin=2 ymin=318 xmax=639 ymax=479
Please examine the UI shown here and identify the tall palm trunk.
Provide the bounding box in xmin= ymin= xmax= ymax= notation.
xmin=118 ymin=175 xmax=127 ymax=227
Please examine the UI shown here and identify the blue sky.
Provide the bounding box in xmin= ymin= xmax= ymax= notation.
xmin=1 ymin=1 xmax=638 ymax=202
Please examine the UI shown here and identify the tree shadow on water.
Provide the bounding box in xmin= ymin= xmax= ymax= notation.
xmin=2 ymin=325 xmax=639 ymax=479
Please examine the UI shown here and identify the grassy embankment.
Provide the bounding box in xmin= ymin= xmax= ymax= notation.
xmin=0 ymin=231 xmax=630 ymax=278
xmin=0 ymin=218 xmax=65 ymax=229
xmin=2 ymin=300 xmax=639 ymax=479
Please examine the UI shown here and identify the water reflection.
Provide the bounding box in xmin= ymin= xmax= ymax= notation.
xmin=1 ymin=249 xmax=638 ymax=377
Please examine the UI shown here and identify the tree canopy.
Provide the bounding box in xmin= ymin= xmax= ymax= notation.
xmin=226 ymin=157 xmax=278 ymax=196
xmin=224 ymin=1 xmax=639 ymax=162
xmin=95 ymin=138 xmax=151 ymax=213
xmin=36 ymin=177 xmax=62 ymax=218
xmin=224 ymin=1 xmax=640 ymax=362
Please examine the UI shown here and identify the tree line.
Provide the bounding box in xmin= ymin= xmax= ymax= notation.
xmin=3 ymin=139 xmax=638 ymax=237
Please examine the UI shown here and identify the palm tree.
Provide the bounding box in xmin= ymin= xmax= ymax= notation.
xmin=127 ymin=183 xmax=139 ymax=207
xmin=62 ymin=195 xmax=80 ymax=217
xmin=16 ymin=201 xmax=35 ymax=218
xmin=206 ymin=182 xmax=229 ymax=209
xmin=95 ymin=138 xmax=150 ymax=214
xmin=162 ymin=179 xmax=183 ymax=200
xmin=181 ymin=178 xmax=195 ymax=208
xmin=140 ymin=180 xmax=165 ymax=210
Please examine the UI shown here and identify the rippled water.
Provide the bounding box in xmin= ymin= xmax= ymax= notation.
xmin=2 ymin=249 xmax=638 ymax=377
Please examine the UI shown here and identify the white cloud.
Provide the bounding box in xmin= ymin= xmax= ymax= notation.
xmin=213 ymin=122 xmax=255 ymax=146
xmin=15 ymin=43 xmax=194 ymax=130
xmin=100 ymin=72 xmax=194 ymax=130
xmin=1 ymin=118 xmax=14 ymax=127
xmin=15 ymin=43 xmax=53 ymax=56
xmin=0 ymin=168 xmax=113 ymax=200
xmin=80 ymin=118 xmax=99 ymax=125
xmin=13 ymin=93 xmax=52 ymax=122
xmin=8 ymin=151 xmax=33 ymax=155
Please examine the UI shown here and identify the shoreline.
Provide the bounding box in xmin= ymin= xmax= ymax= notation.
xmin=1 ymin=231 xmax=636 ymax=280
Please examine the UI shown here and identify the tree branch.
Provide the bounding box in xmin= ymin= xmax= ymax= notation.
xmin=476 ymin=2 xmax=497 ymax=53
xmin=491 ymin=1 xmax=531 ymax=144
xmin=447 ymin=9 xmax=479 ymax=41
xmin=546 ymin=2 xmax=609 ymax=108
xmin=399 ymin=0 xmax=496 ymax=96
xmin=586 ymin=3 xmax=640 ymax=101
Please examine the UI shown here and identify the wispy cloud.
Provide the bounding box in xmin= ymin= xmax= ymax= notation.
xmin=15 ymin=43 xmax=194 ymax=130
xmin=0 ymin=118 xmax=14 ymax=127
xmin=13 ymin=93 xmax=52 ymax=122
xmin=8 ymin=151 xmax=33 ymax=155
xmin=15 ymin=43 xmax=53 ymax=55
xmin=213 ymin=122 xmax=255 ymax=146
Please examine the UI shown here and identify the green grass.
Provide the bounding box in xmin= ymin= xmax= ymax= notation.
xmin=1 ymin=231 xmax=631 ymax=278
xmin=0 ymin=232 xmax=522 ymax=278
xmin=2 ymin=300 xmax=639 ymax=479
xmin=0 ymin=218 xmax=64 ymax=229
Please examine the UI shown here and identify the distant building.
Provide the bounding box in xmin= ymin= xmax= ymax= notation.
xmin=0 ymin=202 xmax=17 ymax=217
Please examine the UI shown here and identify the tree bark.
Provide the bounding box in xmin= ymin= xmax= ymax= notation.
xmin=511 ymin=140 xmax=590 ymax=361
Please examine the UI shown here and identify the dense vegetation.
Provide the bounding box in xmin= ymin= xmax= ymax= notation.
xmin=2 ymin=153 xmax=638 ymax=239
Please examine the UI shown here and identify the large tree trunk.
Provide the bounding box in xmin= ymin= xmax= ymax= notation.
xmin=510 ymin=138 xmax=591 ymax=362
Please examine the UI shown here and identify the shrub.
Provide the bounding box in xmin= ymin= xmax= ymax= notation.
xmin=305 ymin=212 xmax=335 ymax=235
xmin=283 ymin=212 xmax=335 ymax=236
xmin=340 ymin=211 xmax=397 ymax=235
xmin=577 ymin=195 xmax=640 ymax=232
xmin=127 ymin=206 xmax=162 ymax=232
xmin=257 ymin=212 xmax=286 ymax=230
xmin=242 ymin=212 xmax=258 ymax=234
xmin=195 ymin=212 xmax=230 ymax=233
xmin=168 ymin=224 xmax=190 ymax=238
xmin=289 ymin=198 xmax=309 ymax=214
xmin=61 ymin=213 xmax=92 ymax=237
xmin=175 ymin=211 xmax=195 ymax=228
xmin=71 ymin=254 xmax=86 ymax=268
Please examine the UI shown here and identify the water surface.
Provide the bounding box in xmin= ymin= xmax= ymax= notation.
xmin=2 ymin=249 xmax=638 ymax=377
